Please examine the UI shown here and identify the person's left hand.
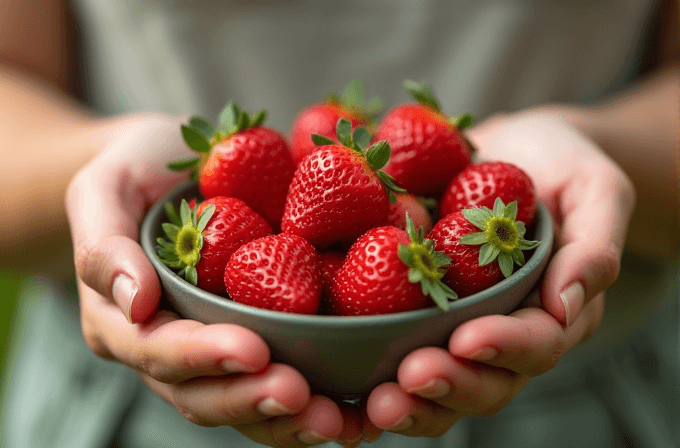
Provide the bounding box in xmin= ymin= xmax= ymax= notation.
xmin=359 ymin=111 xmax=635 ymax=442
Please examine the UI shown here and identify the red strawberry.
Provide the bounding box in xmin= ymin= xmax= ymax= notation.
xmin=224 ymin=233 xmax=322 ymax=314
xmin=289 ymin=80 xmax=382 ymax=164
xmin=318 ymin=251 xmax=346 ymax=314
xmin=375 ymin=81 xmax=474 ymax=197
xmin=329 ymin=216 xmax=456 ymax=316
xmin=386 ymin=193 xmax=434 ymax=235
xmin=319 ymin=251 xmax=346 ymax=294
xmin=156 ymin=197 xmax=272 ymax=297
xmin=428 ymin=198 xmax=541 ymax=298
xmin=439 ymin=161 xmax=537 ymax=226
xmin=169 ymin=102 xmax=296 ymax=229
xmin=281 ymin=118 xmax=405 ymax=248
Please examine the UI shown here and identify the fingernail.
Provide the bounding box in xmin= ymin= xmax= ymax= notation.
xmin=469 ymin=346 xmax=498 ymax=362
xmin=220 ymin=359 xmax=250 ymax=374
xmin=257 ymin=397 xmax=292 ymax=416
xmin=112 ymin=274 xmax=138 ymax=324
xmin=361 ymin=432 xmax=381 ymax=443
xmin=407 ymin=378 xmax=451 ymax=399
xmin=560 ymin=281 xmax=585 ymax=327
xmin=388 ymin=415 xmax=414 ymax=431
xmin=297 ymin=430 xmax=332 ymax=445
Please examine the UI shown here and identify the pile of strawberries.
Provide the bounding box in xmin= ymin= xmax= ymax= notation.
xmin=156 ymin=81 xmax=541 ymax=316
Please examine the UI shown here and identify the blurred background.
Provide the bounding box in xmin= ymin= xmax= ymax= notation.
xmin=1 ymin=271 xmax=20 ymax=371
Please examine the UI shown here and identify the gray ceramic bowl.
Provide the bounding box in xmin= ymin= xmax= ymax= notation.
xmin=140 ymin=181 xmax=553 ymax=400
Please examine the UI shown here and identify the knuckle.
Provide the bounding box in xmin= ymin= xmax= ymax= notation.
xmin=81 ymin=324 xmax=112 ymax=360
xmin=533 ymin=348 xmax=563 ymax=376
xmin=168 ymin=386 xmax=217 ymax=428
xmin=73 ymin=240 xmax=96 ymax=281
xmin=136 ymin=350 xmax=172 ymax=383
xmin=174 ymin=402 xmax=215 ymax=428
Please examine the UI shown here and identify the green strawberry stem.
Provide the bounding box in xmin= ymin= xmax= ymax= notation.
xmin=311 ymin=117 xmax=407 ymax=203
xmin=404 ymin=80 xmax=475 ymax=130
xmin=156 ymin=199 xmax=215 ymax=286
xmin=459 ymin=197 xmax=541 ymax=278
xmin=398 ymin=214 xmax=458 ymax=311
xmin=169 ymin=101 xmax=267 ymax=177
xmin=327 ymin=79 xmax=383 ymax=122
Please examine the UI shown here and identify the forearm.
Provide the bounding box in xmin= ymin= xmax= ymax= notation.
xmin=0 ymin=65 xmax=120 ymax=272
xmin=535 ymin=64 xmax=679 ymax=259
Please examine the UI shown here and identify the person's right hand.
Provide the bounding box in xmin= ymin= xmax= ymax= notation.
xmin=65 ymin=113 xmax=360 ymax=447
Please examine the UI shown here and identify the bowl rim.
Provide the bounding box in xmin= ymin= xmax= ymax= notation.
xmin=140 ymin=180 xmax=554 ymax=328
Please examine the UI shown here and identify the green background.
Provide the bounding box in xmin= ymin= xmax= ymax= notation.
xmin=0 ymin=270 xmax=21 ymax=376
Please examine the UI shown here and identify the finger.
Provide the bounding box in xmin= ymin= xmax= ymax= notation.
xmin=141 ymin=363 xmax=311 ymax=428
xmin=447 ymin=308 xmax=566 ymax=377
xmin=541 ymin=162 xmax=635 ymax=327
xmin=66 ymin=115 xmax=189 ymax=322
xmin=394 ymin=347 xmax=530 ymax=417
xmin=446 ymin=294 xmax=604 ymax=376
xmin=336 ymin=405 xmax=363 ymax=448
xmin=360 ymin=400 xmax=384 ymax=444
xmin=80 ymin=281 xmax=270 ymax=383
xmin=236 ymin=395 xmax=344 ymax=447
xmin=366 ymin=382 xmax=462 ymax=438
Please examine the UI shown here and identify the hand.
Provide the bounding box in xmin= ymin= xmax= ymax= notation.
xmin=65 ymin=113 xmax=355 ymax=447
xmin=360 ymin=111 xmax=636 ymax=441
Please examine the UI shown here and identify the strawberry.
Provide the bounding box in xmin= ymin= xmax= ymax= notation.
xmin=319 ymin=251 xmax=345 ymax=294
xmin=281 ymin=118 xmax=406 ymax=248
xmin=224 ymin=233 xmax=322 ymax=314
xmin=329 ymin=216 xmax=457 ymax=316
xmin=427 ymin=198 xmax=541 ymax=298
xmin=386 ymin=193 xmax=434 ymax=235
xmin=156 ymin=197 xmax=272 ymax=297
xmin=169 ymin=102 xmax=296 ymax=229
xmin=318 ymin=251 xmax=346 ymax=314
xmin=375 ymin=80 xmax=474 ymax=197
xmin=289 ymin=80 xmax=382 ymax=164
xmin=439 ymin=161 xmax=537 ymax=226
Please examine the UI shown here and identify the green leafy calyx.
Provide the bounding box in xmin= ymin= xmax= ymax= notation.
xmin=312 ymin=118 xmax=407 ymax=203
xmin=459 ymin=198 xmax=541 ymax=278
xmin=168 ymin=101 xmax=267 ymax=178
xmin=404 ymin=80 xmax=441 ymax=112
xmin=156 ymin=199 xmax=215 ymax=286
xmin=404 ymin=80 xmax=475 ymax=132
xmin=327 ymin=79 xmax=383 ymax=122
xmin=398 ymin=214 xmax=458 ymax=311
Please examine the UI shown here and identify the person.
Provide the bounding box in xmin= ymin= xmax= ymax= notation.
xmin=0 ymin=0 xmax=677 ymax=447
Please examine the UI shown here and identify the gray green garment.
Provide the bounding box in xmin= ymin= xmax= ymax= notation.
xmin=3 ymin=0 xmax=679 ymax=446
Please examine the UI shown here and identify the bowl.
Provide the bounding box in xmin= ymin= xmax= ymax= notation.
xmin=140 ymin=181 xmax=554 ymax=400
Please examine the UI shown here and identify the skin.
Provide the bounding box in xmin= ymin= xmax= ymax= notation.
xmin=1 ymin=0 xmax=677 ymax=446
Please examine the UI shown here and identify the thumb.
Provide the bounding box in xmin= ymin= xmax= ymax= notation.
xmin=540 ymin=161 xmax=635 ymax=327
xmin=66 ymin=115 xmax=189 ymax=322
